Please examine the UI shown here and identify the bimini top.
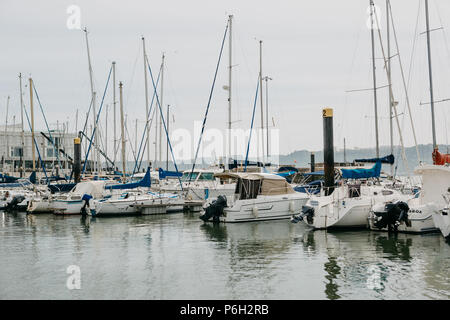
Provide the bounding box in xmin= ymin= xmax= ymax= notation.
xmin=216 ymin=172 xmax=295 ymax=195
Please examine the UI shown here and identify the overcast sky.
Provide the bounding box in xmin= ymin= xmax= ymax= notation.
xmin=1 ymin=0 xmax=450 ymax=161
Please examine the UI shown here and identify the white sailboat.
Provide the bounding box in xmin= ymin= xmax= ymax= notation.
xmin=369 ymin=165 xmax=450 ymax=233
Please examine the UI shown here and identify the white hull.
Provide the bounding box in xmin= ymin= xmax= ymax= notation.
xmin=369 ymin=202 xmax=439 ymax=233
xmin=53 ymin=200 xmax=84 ymax=215
xmin=27 ymin=199 xmax=55 ymax=213
xmin=433 ymin=209 xmax=450 ymax=239
xmin=303 ymin=185 xmax=411 ymax=229
xmin=221 ymin=195 xmax=308 ymax=223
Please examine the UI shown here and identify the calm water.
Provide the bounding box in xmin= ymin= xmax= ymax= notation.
xmin=0 ymin=211 xmax=449 ymax=300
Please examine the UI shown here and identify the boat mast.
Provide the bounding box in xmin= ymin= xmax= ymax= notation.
xmin=3 ymin=95 xmax=10 ymax=171
xmin=142 ymin=37 xmax=151 ymax=169
xmin=228 ymin=15 xmax=233 ymax=167
xmin=19 ymin=73 xmax=25 ymax=177
xmin=370 ymin=0 xmax=380 ymax=158
xmin=425 ymin=0 xmax=437 ymax=150
xmin=387 ymin=0 xmax=394 ymax=176
xmin=29 ymin=77 xmax=36 ymax=171
xmin=166 ymin=104 xmax=170 ymax=171
xmin=159 ymin=53 xmax=165 ymax=166
xmin=83 ymin=28 xmax=99 ymax=174
xmin=264 ymin=75 xmax=272 ymax=159
xmin=119 ymin=81 xmax=126 ymax=182
xmin=112 ymin=61 xmax=117 ymax=171
xmin=259 ymin=40 xmax=265 ymax=165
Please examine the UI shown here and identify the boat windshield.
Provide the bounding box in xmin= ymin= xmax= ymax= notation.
xmin=197 ymin=172 xmax=215 ymax=181
xmin=181 ymin=172 xmax=199 ymax=182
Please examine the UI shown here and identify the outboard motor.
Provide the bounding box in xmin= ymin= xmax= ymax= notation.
xmin=6 ymin=195 xmax=26 ymax=212
xmin=291 ymin=205 xmax=315 ymax=224
xmin=80 ymin=194 xmax=94 ymax=216
xmin=200 ymin=195 xmax=227 ymax=223
xmin=372 ymin=201 xmax=410 ymax=232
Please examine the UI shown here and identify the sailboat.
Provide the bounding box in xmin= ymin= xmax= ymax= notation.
xmin=369 ymin=0 xmax=450 ymax=235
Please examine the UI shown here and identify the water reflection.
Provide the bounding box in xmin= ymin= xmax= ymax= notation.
xmin=0 ymin=212 xmax=449 ymax=299
xmin=374 ymin=233 xmax=412 ymax=262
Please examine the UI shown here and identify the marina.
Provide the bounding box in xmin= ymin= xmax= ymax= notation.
xmin=1 ymin=0 xmax=450 ymax=302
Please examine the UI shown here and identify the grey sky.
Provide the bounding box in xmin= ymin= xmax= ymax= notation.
xmin=1 ymin=0 xmax=450 ymax=161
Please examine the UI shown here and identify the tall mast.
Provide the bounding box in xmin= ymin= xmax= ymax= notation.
xmin=228 ymin=15 xmax=233 ymax=165
xmin=3 ymin=95 xmax=10 ymax=170
xmin=166 ymin=104 xmax=170 ymax=170
xmin=142 ymin=37 xmax=151 ymax=168
xmin=387 ymin=0 xmax=393 ymax=175
xmin=105 ymin=104 xmax=108 ymax=166
xmin=425 ymin=0 xmax=437 ymax=150
xmin=259 ymin=40 xmax=265 ymax=164
xmin=29 ymin=78 xmax=36 ymax=171
xmin=159 ymin=53 xmax=165 ymax=164
xmin=119 ymin=81 xmax=126 ymax=182
xmin=370 ymin=0 xmax=380 ymax=158
xmin=19 ymin=73 xmax=24 ymax=177
xmin=264 ymin=76 xmax=272 ymax=159
xmin=112 ymin=61 xmax=117 ymax=170
xmin=83 ymin=28 xmax=98 ymax=173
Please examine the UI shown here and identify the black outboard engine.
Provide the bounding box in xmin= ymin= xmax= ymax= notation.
xmin=291 ymin=205 xmax=315 ymax=224
xmin=373 ymin=201 xmax=410 ymax=232
xmin=6 ymin=195 xmax=26 ymax=212
xmin=80 ymin=194 xmax=93 ymax=216
xmin=200 ymin=195 xmax=228 ymax=223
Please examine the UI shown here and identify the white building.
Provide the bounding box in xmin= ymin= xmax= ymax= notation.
xmin=0 ymin=124 xmax=77 ymax=172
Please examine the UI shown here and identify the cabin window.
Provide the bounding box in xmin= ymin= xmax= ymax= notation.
xmin=198 ymin=172 xmax=214 ymax=181
xmin=181 ymin=172 xmax=198 ymax=181
xmin=348 ymin=184 xmax=361 ymax=198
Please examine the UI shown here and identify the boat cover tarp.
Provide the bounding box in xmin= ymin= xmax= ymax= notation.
xmin=105 ymin=167 xmax=151 ymax=190
xmin=278 ymin=166 xmax=298 ymax=173
xmin=0 ymin=171 xmax=36 ymax=184
xmin=261 ymin=178 xmax=295 ymax=195
xmin=432 ymin=148 xmax=450 ymax=165
xmin=341 ymin=161 xmax=381 ymax=179
xmin=294 ymin=180 xmax=322 ymax=195
xmin=158 ymin=168 xmax=182 ymax=180
xmin=354 ymin=154 xmax=395 ymax=165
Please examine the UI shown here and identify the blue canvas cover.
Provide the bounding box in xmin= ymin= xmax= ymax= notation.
xmin=354 ymin=154 xmax=394 ymax=165
xmin=158 ymin=168 xmax=182 ymax=180
xmin=106 ymin=167 xmax=151 ymax=190
xmin=341 ymin=161 xmax=381 ymax=179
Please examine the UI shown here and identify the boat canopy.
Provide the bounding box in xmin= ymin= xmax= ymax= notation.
xmin=341 ymin=161 xmax=381 ymax=179
xmin=71 ymin=180 xmax=107 ymax=198
xmin=354 ymin=154 xmax=394 ymax=165
xmin=216 ymin=172 xmax=295 ymax=196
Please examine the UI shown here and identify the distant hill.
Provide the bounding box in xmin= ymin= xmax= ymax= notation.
xmin=123 ymin=143 xmax=449 ymax=176
xmin=279 ymin=144 xmax=450 ymax=176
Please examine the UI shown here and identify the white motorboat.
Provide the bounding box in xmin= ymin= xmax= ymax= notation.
xmin=92 ymin=191 xmax=182 ymax=216
xmin=159 ymin=169 xmax=236 ymax=202
xmin=369 ymin=164 xmax=450 ymax=234
xmin=201 ymin=172 xmax=309 ymax=223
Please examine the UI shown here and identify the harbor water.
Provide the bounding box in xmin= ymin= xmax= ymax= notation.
xmin=0 ymin=211 xmax=449 ymax=300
